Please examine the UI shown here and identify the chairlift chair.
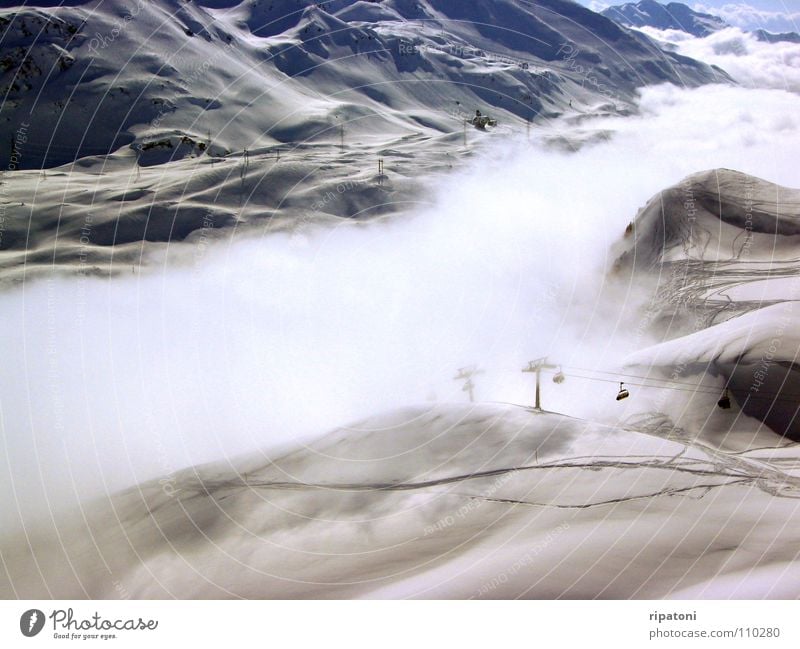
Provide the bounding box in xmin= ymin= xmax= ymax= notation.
xmin=616 ymin=382 xmax=630 ymax=401
xmin=718 ymin=389 xmax=731 ymax=410
xmin=553 ymin=367 xmax=565 ymax=384
xmin=471 ymin=113 xmax=497 ymax=130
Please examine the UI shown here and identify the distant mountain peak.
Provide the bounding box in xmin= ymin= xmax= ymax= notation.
xmin=602 ymin=0 xmax=800 ymax=44
xmin=602 ymin=1 xmax=729 ymax=38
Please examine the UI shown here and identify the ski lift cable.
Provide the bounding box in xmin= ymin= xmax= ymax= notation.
xmin=559 ymin=365 xmax=800 ymax=403
xmin=561 ymin=365 xmax=730 ymax=390
xmin=560 ymin=372 xmax=722 ymax=395
xmin=484 ymin=363 xmax=730 ymax=391
xmin=465 ymin=363 xmax=800 ymax=403
xmin=549 ymin=370 xmax=800 ymax=404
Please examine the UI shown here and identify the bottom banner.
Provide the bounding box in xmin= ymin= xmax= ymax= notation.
xmin=0 ymin=600 xmax=796 ymax=648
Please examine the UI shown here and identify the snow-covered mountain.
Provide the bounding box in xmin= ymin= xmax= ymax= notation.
xmin=752 ymin=28 xmax=800 ymax=44
xmin=3 ymin=0 xmax=800 ymax=603
xmin=614 ymin=169 xmax=800 ymax=443
xmin=601 ymin=0 xmax=728 ymax=37
xmin=4 ymin=166 xmax=800 ymax=599
xmin=1 ymin=0 xmax=727 ymax=170
xmin=602 ymin=0 xmax=800 ymax=43
xmin=0 ymin=0 xmax=735 ymax=282
xmin=4 ymin=402 xmax=799 ymax=598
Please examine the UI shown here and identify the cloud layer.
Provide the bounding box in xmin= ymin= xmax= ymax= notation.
xmin=2 ymin=81 xmax=800 ymax=530
xmin=639 ymin=25 xmax=800 ymax=92
xmin=694 ymin=3 xmax=800 ymax=33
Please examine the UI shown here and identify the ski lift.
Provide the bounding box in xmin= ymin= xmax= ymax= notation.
xmin=717 ymin=389 xmax=731 ymax=410
xmin=471 ymin=109 xmax=497 ymax=130
xmin=616 ymin=382 xmax=630 ymax=401
xmin=553 ymin=367 xmax=566 ymax=384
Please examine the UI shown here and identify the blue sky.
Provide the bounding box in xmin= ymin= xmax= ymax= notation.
xmin=578 ymin=1 xmax=800 ymax=32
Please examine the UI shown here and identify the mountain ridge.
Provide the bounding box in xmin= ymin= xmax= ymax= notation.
xmin=602 ymin=0 xmax=800 ymax=43
xmin=1 ymin=0 xmax=729 ymax=170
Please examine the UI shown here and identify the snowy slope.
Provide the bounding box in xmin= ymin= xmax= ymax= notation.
xmin=0 ymin=0 xmax=733 ymax=282
xmin=613 ymin=168 xmax=800 ymax=271
xmin=1 ymin=0 xmax=728 ymax=170
xmin=626 ymin=301 xmax=800 ymax=442
xmin=613 ymin=169 xmax=800 ymax=442
xmin=3 ymin=403 xmax=799 ymax=598
xmin=602 ymin=1 xmax=800 ymax=43
xmin=2 ymin=1 xmax=799 ymax=603
xmin=3 ymin=162 xmax=800 ymax=598
xmin=602 ymin=1 xmax=730 ymax=37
